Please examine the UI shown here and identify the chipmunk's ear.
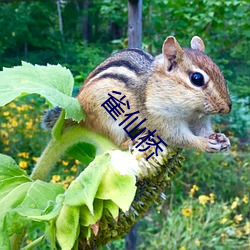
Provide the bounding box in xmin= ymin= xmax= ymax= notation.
xmin=191 ymin=36 xmax=205 ymax=52
xmin=162 ymin=36 xmax=184 ymax=63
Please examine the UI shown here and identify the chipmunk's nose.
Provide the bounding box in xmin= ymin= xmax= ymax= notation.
xmin=219 ymin=101 xmax=232 ymax=114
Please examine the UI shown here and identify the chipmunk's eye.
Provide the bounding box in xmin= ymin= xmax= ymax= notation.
xmin=190 ymin=72 xmax=204 ymax=87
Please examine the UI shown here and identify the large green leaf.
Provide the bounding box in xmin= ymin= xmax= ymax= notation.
xmin=21 ymin=181 xmax=64 ymax=210
xmin=56 ymin=205 xmax=80 ymax=250
xmin=79 ymin=199 xmax=103 ymax=227
xmin=0 ymin=154 xmax=65 ymax=248
xmin=64 ymin=154 xmax=110 ymax=213
xmin=0 ymin=154 xmax=30 ymax=181
xmin=96 ymin=167 xmax=136 ymax=212
xmin=0 ymin=62 xmax=84 ymax=121
xmin=0 ymin=176 xmax=31 ymax=201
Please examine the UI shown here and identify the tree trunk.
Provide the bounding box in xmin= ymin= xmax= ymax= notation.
xmin=82 ymin=0 xmax=89 ymax=41
xmin=125 ymin=223 xmax=137 ymax=250
xmin=128 ymin=0 xmax=142 ymax=49
xmin=56 ymin=0 xmax=63 ymax=36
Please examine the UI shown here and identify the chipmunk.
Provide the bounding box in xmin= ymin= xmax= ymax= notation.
xmin=43 ymin=36 xmax=232 ymax=153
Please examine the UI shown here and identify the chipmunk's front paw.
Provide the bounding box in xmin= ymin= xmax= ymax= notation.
xmin=206 ymin=133 xmax=230 ymax=152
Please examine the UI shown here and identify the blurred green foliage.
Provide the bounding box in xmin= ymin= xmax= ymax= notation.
xmin=0 ymin=0 xmax=249 ymax=97
xmin=0 ymin=0 xmax=249 ymax=248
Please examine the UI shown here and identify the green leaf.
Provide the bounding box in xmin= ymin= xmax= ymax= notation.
xmin=0 ymin=154 xmax=30 ymax=181
xmin=96 ymin=167 xmax=136 ymax=212
xmin=79 ymin=199 xmax=103 ymax=226
xmin=20 ymin=181 xmax=64 ymax=213
xmin=0 ymin=62 xmax=85 ymax=122
xmin=103 ymin=200 xmax=119 ymax=219
xmin=1 ymin=181 xmax=64 ymax=239
xmin=0 ymin=176 xmax=32 ymax=201
xmin=45 ymin=220 xmax=56 ymax=249
xmin=66 ymin=142 xmax=96 ymax=165
xmin=0 ymin=231 xmax=10 ymax=250
xmin=26 ymin=196 xmax=64 ymax=222
xmin=80 ymin=226 xmax=92 ymax=240
xmin=0 ymin=182 xmax=33 ymax=218
xmin=64 ymin=153 xmax=111 ymax=213
xmin=0 ymin=154 xmax=65 ymax=245
xmin=56 ymin=205 xmax=80 ymax=250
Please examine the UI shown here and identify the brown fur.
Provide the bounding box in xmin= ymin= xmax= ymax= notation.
xmin=77 ymin=36 xmax=231 ymax=152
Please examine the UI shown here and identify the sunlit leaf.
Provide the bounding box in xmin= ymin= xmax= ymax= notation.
xmin=64 ymin=154 xmax=110 ymax=213
xmin=80 ymin=199 xmax=103 ymax=227
xmin=103 ymin=200 xmax=119 ymax=219
xmin=0 ymin=154 xmax=30 ymax=181
xmin=96 ymin=167 xmax=136 ymax=212
xmin=0 ymin=62 xmax=85 ymax=121
xmin=56 ymin=205 xmax=80 ymax=250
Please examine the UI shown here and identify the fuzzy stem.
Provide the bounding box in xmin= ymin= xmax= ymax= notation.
xmin=30 ymin=126 xmax=118 ymax=181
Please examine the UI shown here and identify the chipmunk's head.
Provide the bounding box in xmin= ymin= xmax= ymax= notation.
xmin=149 ymin=36 xmax=232 ymax=117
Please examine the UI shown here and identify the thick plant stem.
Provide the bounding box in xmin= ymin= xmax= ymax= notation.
xmin=30 ymin=126 xmax=117 ymax=181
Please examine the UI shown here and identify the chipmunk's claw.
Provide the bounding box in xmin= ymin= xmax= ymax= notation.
xmin=207 ymin=133 xmax=230 ymax=152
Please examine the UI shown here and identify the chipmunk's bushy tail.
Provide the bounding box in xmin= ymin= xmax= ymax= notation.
xmin=41 ymin=106 xmax=62 ymax=130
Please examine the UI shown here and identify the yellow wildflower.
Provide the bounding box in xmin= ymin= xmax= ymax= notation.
xmin=223 ymin=205 xmax=228 ymax=210
xmin=0 ymin=130 xmax=8 ymax=138
xmin=235 ymin=157 xmax=242 ymax=163
xmin=26 ymin=121 xmax=33 ymax=129
xmin=70 ymin=165 xmax=77 ymax=172
xmin=182 ymin=207 xmax=192 ymax=217
xmin=234 ymin=214 xmax=243 ymax=224
xmin=209 ymin=193 xmax=215 ymax=204
xmin=194 ymin=238 xmax=201 ymax=247
xmin=3 ymin=111 xmax=9 ymax=116
xmin=179 ymin=247 xmax=186 ymax=250
xmin=9 ymin=103 xmax=16 ymax=108
xmin=189 ymin=184 xmax=199 ymax=197
xmin=62 ymin=160 xmax=69 ymax=166
xmin=221 ymin=232 xmax=227 ymax=238
xmin=19 ymin=161 xmax=28 ymax=169
xmin=243 ymin=195 xmax=248 ymax=204
xmin=32 ymin=157 xmax=39 ymax=162
xmin=220 ymin=217 xmax=228 ymax=224
xmin=51 ymin=175 xmax=61 ymax=183
xmin=66 ymin=176 xmax=75 ymax=182
xmin=26 ymin=239 xmax=32 ymax=244
xmin=231 ymin=197 xmax=240 ymax=209
xmin=18 ymin=152 xmax=30 ymax=159
xmin=11 ymin=119 xmax=18 ymax=127
xmin=75 ymin=159 xmax=81 ymax=165
xmin=63 ymin=182 xmax=69 ymax=189
xmin=198 ymin=195 xmax=210 ymax=206
xmin=3 ymin=138 xmax=9 ymax=145
xmin=244 ymin=221 xmax=250 ymax=234
xmin=232 ymin=150 xmax=237 ymax=156
xmin=221 ymin=162 xmax=228 ymax=167
xmin=4 ymin=147 xmax=10 ymax=152
xmin=236 ymin=229 xmax=242 ymax=237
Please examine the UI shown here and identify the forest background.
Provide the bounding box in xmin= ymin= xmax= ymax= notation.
xmin=0 ymin=0 xmax=249 ymax=249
